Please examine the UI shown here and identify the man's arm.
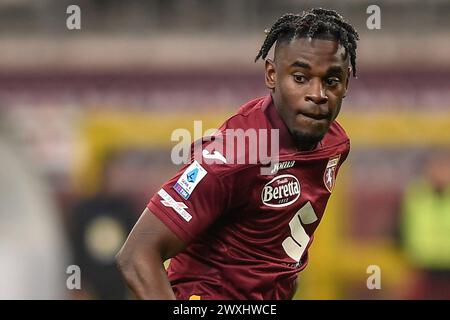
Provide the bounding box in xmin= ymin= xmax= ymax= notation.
xmin=115 ymin=208 xmax=186 ymax=299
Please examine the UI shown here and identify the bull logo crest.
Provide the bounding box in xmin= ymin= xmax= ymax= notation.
xmin=324 ymin=155 xmax=341 ymax=192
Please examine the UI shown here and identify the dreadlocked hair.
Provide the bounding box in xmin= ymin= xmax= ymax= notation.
xmin=255 ymin=8 xmax=359 ymax=77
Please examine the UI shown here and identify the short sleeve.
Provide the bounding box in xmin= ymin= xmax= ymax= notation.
xmin=147 ymin=158 xmax=230 ymax=243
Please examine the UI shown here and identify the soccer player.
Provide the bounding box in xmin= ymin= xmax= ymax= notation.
xmin=116 ymin=8 xmax=359 ymax=300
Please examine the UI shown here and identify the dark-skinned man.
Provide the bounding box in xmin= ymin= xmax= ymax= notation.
xmin=116 ymin=8 xmax=359 ymax=300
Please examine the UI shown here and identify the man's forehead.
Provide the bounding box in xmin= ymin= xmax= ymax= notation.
xmin=275 ymin=37 xmax=348 ymax=65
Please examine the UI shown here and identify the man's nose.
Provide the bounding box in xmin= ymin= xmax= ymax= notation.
xmin=305 ymin=79 xmax=328 ymax=105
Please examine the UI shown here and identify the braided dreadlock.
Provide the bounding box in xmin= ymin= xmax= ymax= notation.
xmin=255 ymin=8 xmax=359 ymax=76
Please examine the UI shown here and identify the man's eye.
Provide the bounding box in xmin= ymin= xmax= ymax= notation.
xmin=293 ymin=75 xmax=307 ymax=83
xmin=325 ymin=78 xmax=340 ymax=86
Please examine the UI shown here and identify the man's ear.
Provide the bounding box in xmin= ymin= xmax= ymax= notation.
xmin=265 ymin=59 xmax=276 ymax=90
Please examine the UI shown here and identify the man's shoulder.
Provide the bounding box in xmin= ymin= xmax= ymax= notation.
xmin=195 ymin=96 xmax=272 ymax=177
xmin=322 ymin=120 xmax=350 ymax=149
xmin=220 ymin=95 xmax=270 ymax=131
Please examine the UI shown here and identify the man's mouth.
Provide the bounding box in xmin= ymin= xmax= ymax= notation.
xmin=298 ymin=112 xmax=330 ymax=121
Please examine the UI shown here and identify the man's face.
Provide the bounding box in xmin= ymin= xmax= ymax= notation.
xmin=265 ymin=37 xmax=350 ymax=150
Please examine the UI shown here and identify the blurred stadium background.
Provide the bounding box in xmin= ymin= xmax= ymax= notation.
xmin=0 ymin=0 xmax=449 ymax=299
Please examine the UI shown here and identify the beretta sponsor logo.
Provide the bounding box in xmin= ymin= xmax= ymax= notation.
xmin=261 ymin=174 xmax=301 ymax=207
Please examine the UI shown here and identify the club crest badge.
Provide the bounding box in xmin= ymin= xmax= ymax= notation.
xmin=324 ymin=155 xmax=341 ymax=192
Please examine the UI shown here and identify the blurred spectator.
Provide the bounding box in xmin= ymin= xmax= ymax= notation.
xmin=69 ymin=150 xmax=140 ymax=299
xmin=0 ymin=123 xmax=69 ymax=299
xmin=70 ymin=194 xmax=136 ymax=299
xmin=400 ymin=151 xmax=450 ymax=299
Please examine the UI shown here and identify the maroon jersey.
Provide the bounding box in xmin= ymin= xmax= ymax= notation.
xmin=147 ymin=95 xmax=350 ymax=300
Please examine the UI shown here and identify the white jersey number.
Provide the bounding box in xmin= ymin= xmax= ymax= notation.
xmin=282 ymin=201 xmax=318 ymax=262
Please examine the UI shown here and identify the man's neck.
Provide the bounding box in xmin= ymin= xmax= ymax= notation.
xmin=295 ymin=142 xmax=319 ymax=152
